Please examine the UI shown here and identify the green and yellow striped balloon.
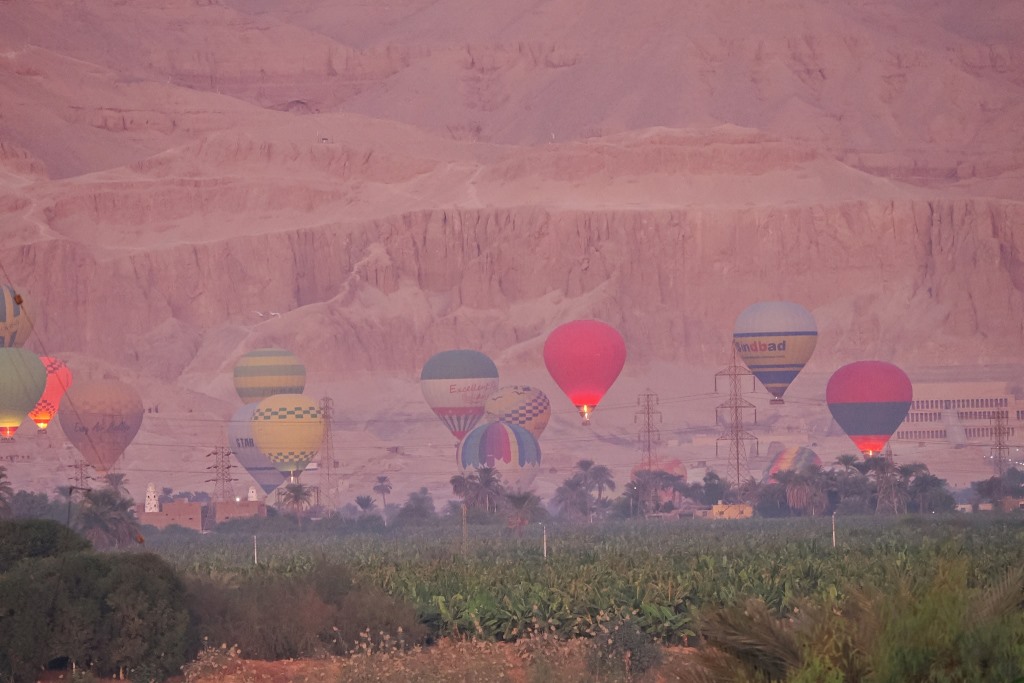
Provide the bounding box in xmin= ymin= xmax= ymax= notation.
xmin=251 ymin=394 xmax=324 ymax=480
xmin=233 ymin=348 xmax=306 ymax=404
xmin=0 ymin=348 xmax=46 ymax=437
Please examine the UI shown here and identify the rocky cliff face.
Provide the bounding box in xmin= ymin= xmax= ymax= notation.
xmin=0 ymin=0 xmax=1022 ymax=499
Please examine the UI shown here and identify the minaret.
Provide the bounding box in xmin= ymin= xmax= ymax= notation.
xmin=145 ymin=483 xmax=159 ymax=513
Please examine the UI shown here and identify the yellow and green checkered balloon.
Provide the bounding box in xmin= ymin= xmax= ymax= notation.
xmin=251 ymin=394 xmax=324 ymax=479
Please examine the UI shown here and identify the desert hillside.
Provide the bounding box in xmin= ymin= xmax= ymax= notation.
xmin=0 ymin=0 xmax=1022 ymax=504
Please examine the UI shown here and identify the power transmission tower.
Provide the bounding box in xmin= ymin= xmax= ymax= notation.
xmin=68 ymin=460 xmax=93 ymax=490
xmin=635 ymin=390 xmax=662 ymax=471
xmin=319 ymin=396 xmax=337 ymax=510
xmin=206 ymin=446 xmax=236 ymax=503
xmin=874 ymin=446 xmax=905 ymax=514
xmin=990 ymin=409 xmax=1010 ymax=478
xmin=715 ymin=349 xmax=758 ymax=487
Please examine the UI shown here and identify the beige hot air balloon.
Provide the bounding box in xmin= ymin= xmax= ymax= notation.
xmin=58 ymin=378 xmax=144 ymax=473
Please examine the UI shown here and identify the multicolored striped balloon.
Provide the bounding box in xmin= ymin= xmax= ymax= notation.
xmin=827 ymin=361 xmax=912 ymax=457
xmin=763 ymin=445 xmax=821 ymax=482
xmin=420 ymin=349 xmax=499 ymax=441
xmin=458 ymin=421 xmax=541 ymax=469
xmin=0 ymin=285 xmax=33 ymax=348
xmin=733 ymin=301 xmax=817 ymax=404
xmin=233 ymin=348 xmax=306 ymax=403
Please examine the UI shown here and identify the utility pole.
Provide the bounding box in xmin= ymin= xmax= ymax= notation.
xmin=715 ymin=349 xmax=758 ymax=487
xmin=318 ymin=396 xmax=337 ymax=511
xmin=635 ymin=390 xmax=662 ymax=471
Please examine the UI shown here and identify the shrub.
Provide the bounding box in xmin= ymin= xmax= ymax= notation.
xmin=0 ymin=518 xmax=90 ymax=572
xmin=0 ymin=552 xmax=192 ymax=681
xmin=586 ymin=617 xmax=662 ymax=678
xmin=185 ymin=560 xmax=428 ymax=660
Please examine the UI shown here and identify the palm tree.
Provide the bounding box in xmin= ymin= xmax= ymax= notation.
xmin=0 ymin=466 xmax=13 ymax=518
xmin=908 ymin=472 xmax=953 ymax=513
xmin=625 ymin=469 xmax=684 ymax=517
xmin=573 ymin=459 xmax=616 ymax=518
xmin=504 ymin=490 xmax=544 ymax=534
xmin=476 ymin=467 xmax=504 ymax=514
xmin=354 ymin=495 xmax=376 ymax=517
xmin=450 ymin=472 xmax=482 ymax=511
xmin=373 ymin=475 xmax=392 ymax=526
xmin=774 ymin=465 xmax=827 ymax=516
xmin=552 ymin=476 xmax=590 ymax=520
xmin=835 ymin=453 xmax=861 ymax=473
xmin=103 ymin=472 xmax=130 ymax=498
xmin=75 ymin=488 xmax=141 ymax=549
xmin=279 ymin=482 xmax=314 ymax=525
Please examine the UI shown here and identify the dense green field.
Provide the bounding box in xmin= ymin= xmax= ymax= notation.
xmin=144 ymin=514 xmax=1024 ymax=644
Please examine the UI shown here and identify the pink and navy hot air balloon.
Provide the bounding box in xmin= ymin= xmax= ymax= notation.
xmin=420 ymin=350 xmax=499 ymax=442
xmin=543 ymin=320 xmax=626 ymax=425
xmin=458 ymin=421 xmax=541 ymax=469
xmin=826 ymin=361 xmax=912 ymax=457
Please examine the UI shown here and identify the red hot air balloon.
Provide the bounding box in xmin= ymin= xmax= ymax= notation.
xmin=543 ymin=320 xmax=626 ymax=424
xmin=826 ymin=361 xmax=912 ymax=457
xmin=28 ymin=357 xmax=73 ymax=431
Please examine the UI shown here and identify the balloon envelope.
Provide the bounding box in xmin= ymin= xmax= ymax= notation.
xmin=228 ymin=402 xmax=287 ymax=494
xmin=543 ymin=319 xmax=626 ymax=423
xmin=826 ymin=361 xmax=912 ymax=456
xmin=733 ymin=301 xmax=817 ymax=403
xmin=233 ymin=348 xmax=306 ymax=403
xmin=458 ymin=421 xmax=541 ymax=469
xmin=420 ymin=350 xmax=499 ymax=440
xmin=763 ymin=446 xmax=821 ymax=482
xmin=58 ymin=378 xmax=144 ymax=473
xmin=0 ymin=285 xmax=32 ymax=348
xmin=0 ymin=348 xmax=46 ymax=437
xmin=484 ymin=385 xmax=551 ymax=440
xmin=251 ymin=394 xmax=324 ymax=479
xmin=28 ymin=357 xmax=73 ymax=430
